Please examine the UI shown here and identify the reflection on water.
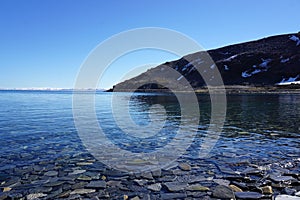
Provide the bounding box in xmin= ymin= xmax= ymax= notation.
xmin=0 ymin=91 xmax=299 ymax=169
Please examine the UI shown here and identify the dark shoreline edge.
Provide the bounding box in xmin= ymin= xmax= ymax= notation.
xmin=107 ymin=85 xmax=300 ymax=94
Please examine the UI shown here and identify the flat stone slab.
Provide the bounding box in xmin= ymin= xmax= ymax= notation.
xmin=235 ymin=192 xmax=263 ymax=199
xmin=86 ymin=181 xmax=107 ymax=189
xmin=164 ymin=182 xmax=188 ymax=192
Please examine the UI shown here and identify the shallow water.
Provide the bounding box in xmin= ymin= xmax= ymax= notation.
xmin=0 ymin=91 xmax=299 ymax=167
xmin=0 ymin=90 xmax=299 ymax=198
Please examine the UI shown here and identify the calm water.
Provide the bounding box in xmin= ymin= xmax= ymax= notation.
xmin=0 ymin=90 xmax=299 ymax=171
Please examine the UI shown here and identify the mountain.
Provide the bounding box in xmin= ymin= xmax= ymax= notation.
xmin=109 ymin=32 xmax=300 ymax=92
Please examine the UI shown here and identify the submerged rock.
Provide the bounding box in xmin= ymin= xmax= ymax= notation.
xmin=235 ymin=192 xmax=262 ymax=199
xmin=212 ymin=185 xmax=235 ymax=199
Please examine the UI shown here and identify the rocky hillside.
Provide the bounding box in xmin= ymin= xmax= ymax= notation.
xmin=110 ymin=32 xmax=300 ymax=91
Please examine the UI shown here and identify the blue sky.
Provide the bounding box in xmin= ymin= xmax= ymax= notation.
xmin=0 ymin=0 xmax=299 ymax=89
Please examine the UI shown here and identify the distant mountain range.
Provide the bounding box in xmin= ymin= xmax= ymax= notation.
xmin=110 ymin=32 xmax=300 ymax=91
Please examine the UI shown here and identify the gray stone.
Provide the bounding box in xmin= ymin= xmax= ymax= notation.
xmin=213 ymin=179 xmax=230 ymax=186
xmin=186 ymin=184 xmax=210 ymax=191
xmin=164 ymin=182 xmax=188 ymax=192
xmin=69 ymin=169 xmax=86 ymax=175
xmin=86 ymin=180 xmax=106 ymax=189
xmin=270 ymin=175 xmax=295 ymax=183
xmin=283 ymin=188 xmax=296 ymax=195
xmin=44 ymin=171 xmax=58 ymax=176
xmin=26 ymin=193 xmax=47 ymax=200
xmin=70 ymin=188 xmax=96 ymax=195
xmin=147 ymin=183 xmax=162 ymax=192
xmin=160 ymin=192 xmax=187 ymax=199
xmin=275 ymin=195 xmax=300 ymax=200
xmin=152 ymin=169 xmax=162 ymax=177
xmin=212 ymin=185 xmax=235 ymax=199
xmin=235 ymin=192 xmax=263 ymax=199
xmin=178 ymin=163 xmax=191 ymax=171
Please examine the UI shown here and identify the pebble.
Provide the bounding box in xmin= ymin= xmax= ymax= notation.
xmin=3 ymin=187 xmax=12 ymax=192
xmin=70 ymin=188 xmax=96 ymax=195
xmin=275 ymin=195 xmax=300 ymax=200
xmin=212 ymin=185 xmax=235 ymax=199
xmin=235 ymin=192 xmax=263 ymax=199
xmin=186 ymin=184 xmax=210 ymax=191
xmin=69 ymin=169 xmax=86 ymax=175
xmin=160 ymin=192 xmax=187 ymax=199
xmin=164 ymin=182 xmax=188 ymax=192
xmin=261 ymin=186 xmax=273 ymax=194
xmin=147 ymin=183 xmax=162 ymax=192
xmin=178 ymin=163 xmax=191 ymax=171
xmin=229 ymin=184 xmax=243 ymax=192
xmin=44 ymin=171 xmax=58 ymax=176
xmin=26 ymin=193 xmax=47 ymax=200
xmin=86 ymin=180 xmax=107 ymax=189
xmin=77 ymin=175 xmax=92 ymax=181
xmin=213 ymin=179 xmax=230 ymax=186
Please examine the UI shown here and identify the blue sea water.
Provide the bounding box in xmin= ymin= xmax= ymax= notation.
xmin=0 ymin=90 xmax=299 ymax=171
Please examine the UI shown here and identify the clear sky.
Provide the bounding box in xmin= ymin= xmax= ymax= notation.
xmin=0 ymin=0 xmax=299 ymax=89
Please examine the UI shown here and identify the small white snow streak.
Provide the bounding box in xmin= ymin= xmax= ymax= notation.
xmin=241 ymin=59 xmax=271 ymax=78
xmin=223 ymin=54 xmax=238 ymax=62
xmin=276 ymin=75 xmax=300 ymax=85
xmin=181 ymin=58 xmax=203 ymax=72
xmin=224 ymin=65 xmax=229 ymax=70
xmin=289 ymin=35 xmax=300 ymax=46
xmin=280 ymin=58 xmax=290 ymax=63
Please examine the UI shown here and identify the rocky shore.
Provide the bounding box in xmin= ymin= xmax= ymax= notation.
xmin=0 ymin=151 xmax=299 ymax=200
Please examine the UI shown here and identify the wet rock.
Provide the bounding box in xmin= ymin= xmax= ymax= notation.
xmin=140 ymin=172 xmax=153 ymax=180
xmin=213 ymin=179 xmax=230 ymax=186
xmin=275 ymin=195 xmax=300 ymax=199
xmin=235 ymin=192 xmax=263 ymax=199
xmin=107 ymin=180 xmax=121 ymax=187
xmin=134 ymin=179 xmax=147 ymax=186
xmin=229 ymin=184 xmax=243 ymax=192
xmin=86 ymin=180 xmax=107 ymax=189
xmin=212 ymin=185 xmax=235 ymax=199
xmin=261 ymin=186 xmax=273 ymax=194
xmin=71 ymin=182 xmax=88 ymax=189
xmin=186 ymin=184 xmax=210 ymax=191
xmin=131 ymin=196 xmax=140 ymax=200
xmin=26 ymin=193 xmax=47 ymax=200
xmin=164 ymin=182 xmax=188 ymax=192
xmin=70 ymin=188 xmax=96 ymax=195
xmin=152 ymin=169 xmax=161 ymax=177
xmin=69 ymin=169 xmax=86 ymax=175
xmin=231 ymin=181 xmax=248 ymax=190
xmin=46 ymin=187 xmax=63 ymax=199
xmin=178 ymin=163 xmax=191 ymax=171
xmin=44 ymin=180 xmax=64 ymax=187
xmin=160 ymin=192 xmax=187 ymax=199
xmin=0 ymin=193 xmax=7 ymax=200
xmin=76 ymin=162 xmax=93 ymax=166
xmin=147 ymin=183 xmax=162 ymax=192
xmin=44 ymin=171 xmax=58 ymax=177
xmin=77 ymin=175 xmax=92 ymax=181
xmin=3 ymin=187 xmax=11 ymax=192
xmin=296 ymin=191 xmax=300 ymax=197
xmin=270 ymin=175 xmax=295 ymax=183
xmin=283 ymin=188 xmax=296 ymax=195
xmin=241 ymin=167 xmax=262 ymax=175
xmin=57 ymin=190 xmax=71 ymax=198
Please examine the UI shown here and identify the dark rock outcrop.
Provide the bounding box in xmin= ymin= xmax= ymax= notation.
xmin=110 ymin=32 xmax=300 ymax=91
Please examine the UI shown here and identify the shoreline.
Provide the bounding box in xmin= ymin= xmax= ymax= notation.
xmin=108 ymin=85 xmax=300 ymax=94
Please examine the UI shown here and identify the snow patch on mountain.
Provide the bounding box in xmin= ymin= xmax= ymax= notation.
xmin=289 ymin=35 xmax=300 ymax=46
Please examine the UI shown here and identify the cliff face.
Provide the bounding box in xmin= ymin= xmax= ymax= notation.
xmin=111 ymin=32 xmax=300 ymax=91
